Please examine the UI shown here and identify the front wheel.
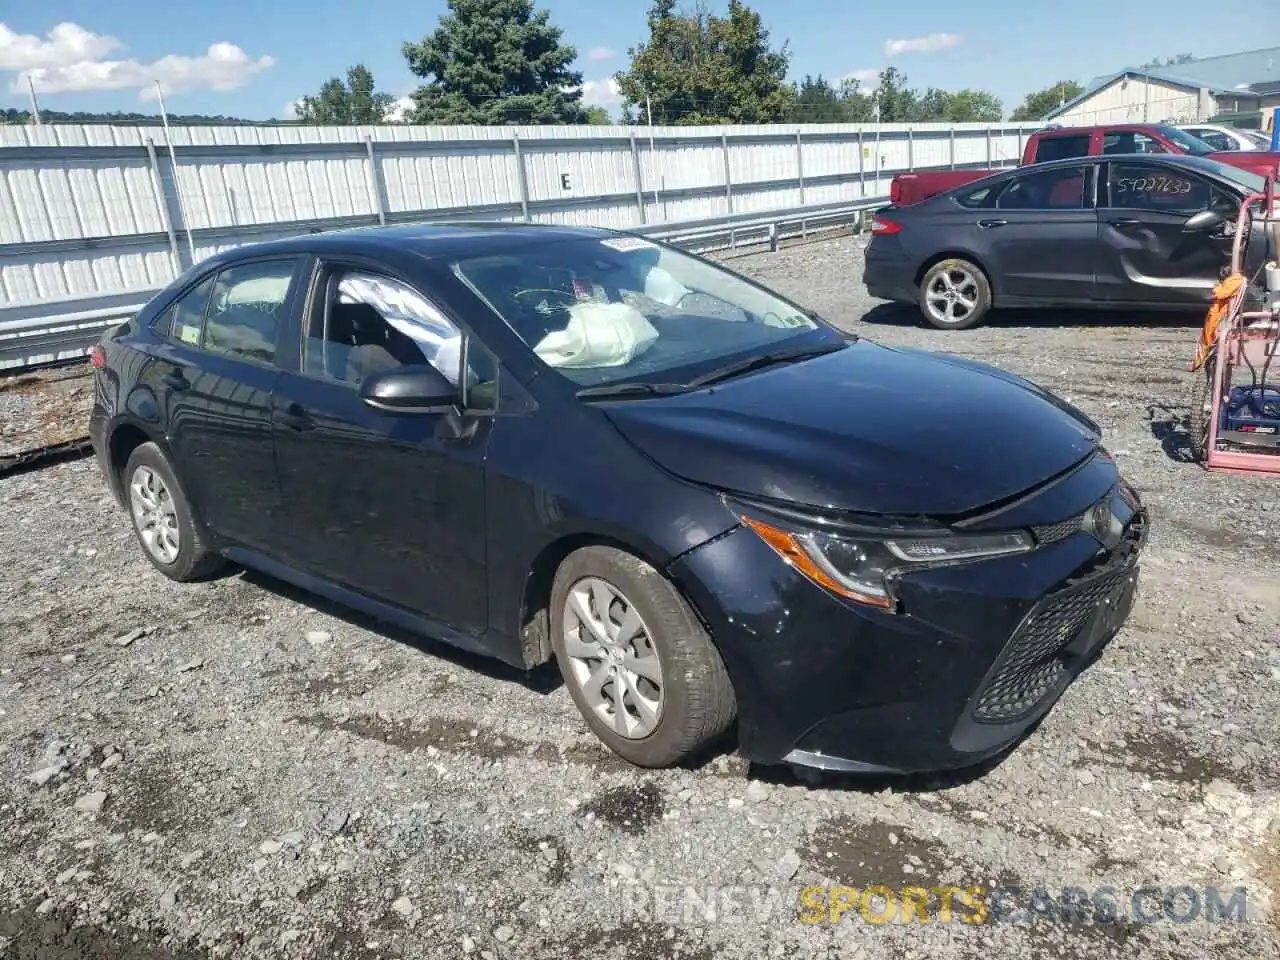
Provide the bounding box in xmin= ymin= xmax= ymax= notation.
xmin=549 ymin=546 xmax=736 ymax=768
xmin=918 ymin=258 xmax=992 ymax=330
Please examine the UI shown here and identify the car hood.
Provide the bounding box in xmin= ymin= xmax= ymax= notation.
xmin=602 ymin=340 xmax=1101 ymax=517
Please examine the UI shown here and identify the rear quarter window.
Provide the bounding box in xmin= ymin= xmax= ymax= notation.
xmin=1033 ymin=135 xmax=1091 ymax=163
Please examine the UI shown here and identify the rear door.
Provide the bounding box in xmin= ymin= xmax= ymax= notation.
xmin=1093 ymin=159 xmax=1236 ymax=306
xmin=150 ymin=255 xmax=307 ymax=548
xmin=976 ymin=163 xmax=1100 ymax=303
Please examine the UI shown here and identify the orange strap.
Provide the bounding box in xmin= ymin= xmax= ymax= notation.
xmin=1190 ymin=272 xmax=1246 ymax=372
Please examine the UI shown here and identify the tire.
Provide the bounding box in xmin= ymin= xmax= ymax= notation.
xmin=122 ymin=441 xmax=226 ymax=582
xmin=918 ymin=258 xmax=992 ymax=331
xmin=1187 ymin=357 xmax=1215 ymax=464
xmin=549 ymin=545 xmax=736 ymax=768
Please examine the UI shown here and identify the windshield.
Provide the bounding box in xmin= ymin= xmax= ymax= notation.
xmin=450 ymin=236 xmax=837 ymax=388
xmin=1157 ymin=125 xmax=1217 ymax=156
xmin=1244 ymin=130 xmax=1271 ymax=149
xmin=1192 ymin=157 xmax=1270 ymax=195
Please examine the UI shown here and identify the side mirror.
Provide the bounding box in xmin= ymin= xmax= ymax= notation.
xmin=359 ymin=364 xmax=458 ymax=413
xmin=1182 ymin=210 xmax=1223 ymax=233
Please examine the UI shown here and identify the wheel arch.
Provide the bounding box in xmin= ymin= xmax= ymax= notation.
xmin=516 ymin=530 xmax=713 ymax=670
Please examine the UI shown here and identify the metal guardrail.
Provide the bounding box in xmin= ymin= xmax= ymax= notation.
xmin=0 ymin=197 xmax=886 ymax=373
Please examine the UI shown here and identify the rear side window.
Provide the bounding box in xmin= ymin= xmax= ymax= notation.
xmin=955 ymin=184 xmax=999 ymax=208
xmin=997 ymin=165 xmax=1090 ymax=210
xmin=162 ymin=276 xmax=214 ymax=346
xmin=203 ymin=259 xmax=300 ymax=365
xmin=1033 ymin=135 xmax=1091 ymax=163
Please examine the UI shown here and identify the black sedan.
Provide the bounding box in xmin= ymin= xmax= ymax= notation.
xmin=89 ymin=222 xmax=1146 ymax=775
xmin=863 ymin=153 xmax=1271 ymax=330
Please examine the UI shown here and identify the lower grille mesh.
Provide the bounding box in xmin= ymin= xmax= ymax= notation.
xmin=972 ymin=569 xmax=1125 ymax=723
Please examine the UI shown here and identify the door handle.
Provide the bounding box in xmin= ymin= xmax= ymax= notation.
xmin=162 ymin=369 xmax=190 ymax=391
xmin=275 ymin=403 xmax=315 ymax=432
xmin=977 ymin=219 xmax=1008 ymax=229
xmin=1108 ymin=218 xmax=1141 ymax=228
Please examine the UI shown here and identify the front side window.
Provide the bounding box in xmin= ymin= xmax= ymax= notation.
xmin=202 ymin=259 xmax=298 ymax=364
xmin=450 ymin=236 xmax=833 ymax=389
xmin=1103 ymin=131 xmax=1167 ymax=155
xmin=997 ymin=165 xmax=1090 ymax=210
xmin=1107 ymin=162 xmax=1212 ymax=214
xmin=304 ymin=269 xmax=496 ymax=406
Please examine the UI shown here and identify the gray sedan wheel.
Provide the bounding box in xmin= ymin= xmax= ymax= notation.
xmin=919 ymin=258 xmax=992 ymax=330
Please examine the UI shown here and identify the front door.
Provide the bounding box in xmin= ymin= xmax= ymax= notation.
xmin=271 ymin=263 xmax=495 ymax=637
xmin=150 ymin=256 xmax=307 ymax=549
xmin=1094 ymin=159 xmax=1235 ymax=307
xmin=979 ymin=163 xmax=1099 ymax=303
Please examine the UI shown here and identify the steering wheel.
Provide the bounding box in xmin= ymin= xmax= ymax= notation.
xmin=509 ymin=288 xmax=580 ymax=343
xmin=512 ymin=288 xmax=580 ymax=308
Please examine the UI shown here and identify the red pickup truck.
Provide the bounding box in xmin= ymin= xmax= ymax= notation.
xmin=891 ymin=123 xmax=1280 ymax=206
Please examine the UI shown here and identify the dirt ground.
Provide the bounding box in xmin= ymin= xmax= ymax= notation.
xmin=1 ymin=235 xmax=1278 ymax=959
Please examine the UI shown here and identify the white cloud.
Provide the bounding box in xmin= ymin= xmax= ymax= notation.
xmin=0 ymin=21 xmax=120 ymax=70
xmin=586 ymin=46 xmax=615 ymax=61
xmin=837 ymin=68 xmax=881 ymax=90
xmin=2 ymin=21 xmax=274 ymax=99
xmin=884 ymin=33 xmax=962 ymax=56
xmin=578 ymin=77 xmax=622 ymax=108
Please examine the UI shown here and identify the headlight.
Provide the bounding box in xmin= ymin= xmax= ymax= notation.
xmin=740 ymin=514 xmax=1033 ymax=612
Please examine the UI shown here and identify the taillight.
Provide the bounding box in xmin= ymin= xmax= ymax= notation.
xmin=871 ymin=216 xmax=903 ymax=236
xmin=89 ymin=344 xmax=106 ymax=369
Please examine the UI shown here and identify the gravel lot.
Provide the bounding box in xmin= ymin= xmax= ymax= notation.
xmin=2 ymin=235 xmax=1279 ymax=960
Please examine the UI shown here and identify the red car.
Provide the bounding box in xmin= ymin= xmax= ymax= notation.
xmin=892 ymin=123 xmax=1280 ymax=206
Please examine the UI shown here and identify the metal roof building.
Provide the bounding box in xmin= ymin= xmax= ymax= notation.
xmin=1045 ymin=46 xmax=1280 ymax=128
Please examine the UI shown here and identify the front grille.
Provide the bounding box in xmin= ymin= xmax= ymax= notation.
xmin=1032 ymin=516 xmax=1082 ymax=545
xmin=972 ymin=568 xmax=1126 ymax=723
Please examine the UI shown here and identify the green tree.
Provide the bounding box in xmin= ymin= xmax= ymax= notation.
xmin=614 ymin=0 xmax=794 ymax=125
xmin=295 ymin=64 xmax=396 ymax=124
xmin=1009 ymin=80 xmax=1083 ymax=121
xmin=402 ymin=0 xmax=586 ymax=125
xmin=794 ymin=74 xmax=845 ymax=122
xmin=871 ymin=66 xmax=916 ymax=123
xmin=942 ymin=89 xmax=1003 ymax=122
xmin=584 ymin=105 xmax=612 ymax=124
xmin=837 ymin=78 xmax=875 ymax=122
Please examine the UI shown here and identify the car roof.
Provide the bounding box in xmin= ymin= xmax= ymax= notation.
xmin=982 ymin=151 xmax=1237 ymax=180
xmin=207 ymin=221 xmax=618 ymax=266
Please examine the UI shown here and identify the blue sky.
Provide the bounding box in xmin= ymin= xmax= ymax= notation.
xmin=0 ymin=0 xmax=1271 ymax=121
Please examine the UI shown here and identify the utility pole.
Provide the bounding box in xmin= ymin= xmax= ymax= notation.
xmin=27 ymin=75 xmax=42 ymax=125
xmin=155 ymin=81 xmax=197 ymax=265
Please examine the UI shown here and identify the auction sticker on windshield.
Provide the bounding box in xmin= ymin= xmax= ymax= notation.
xmin=601 ymin=236 xmax=659 ymax=252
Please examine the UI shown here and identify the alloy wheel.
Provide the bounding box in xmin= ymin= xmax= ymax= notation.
xmin=925 ymin=267 xmax=980 ymax=325
xmin=129 ymin=465 xmax=181 ymax=565
xmin=561 ymin=576 xmax=665 ymax=740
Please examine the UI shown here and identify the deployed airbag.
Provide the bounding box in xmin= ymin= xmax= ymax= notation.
xmin=534 ymin=301 xmax=659 ymax=369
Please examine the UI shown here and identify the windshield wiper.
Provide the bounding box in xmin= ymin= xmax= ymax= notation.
xmin=575 ymin=381 xmax=691 ymax=401
xmin=684 ymin=341 xmax=848 ymax=389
